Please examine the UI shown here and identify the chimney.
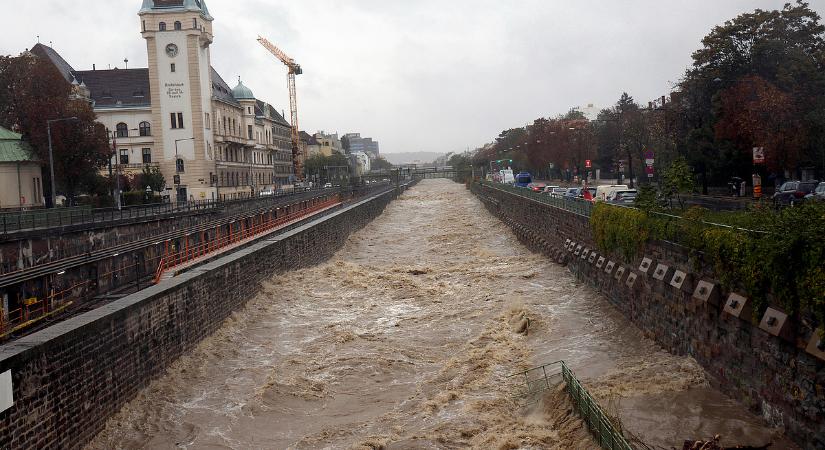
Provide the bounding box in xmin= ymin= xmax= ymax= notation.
xmin=93 ymin=64 xmax=96 ymax=71
xmin=661 ymin=95 xmax=666 ymax=105
xmin=648 ymin=101 xmax=653 ymax=109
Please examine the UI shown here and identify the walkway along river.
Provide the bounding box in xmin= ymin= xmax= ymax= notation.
xmin=87 ymin=179 xmax=796 ymax=449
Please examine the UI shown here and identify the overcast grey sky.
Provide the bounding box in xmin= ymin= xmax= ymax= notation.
xmin=1 ymin=1 xmax=821 ymax=154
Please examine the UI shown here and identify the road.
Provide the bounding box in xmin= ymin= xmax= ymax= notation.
xmin=86 ymin=179 xmax=794 ymax=449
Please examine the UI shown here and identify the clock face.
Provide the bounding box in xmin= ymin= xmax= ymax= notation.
xmin=165 ymin=43 xmax=179 ymax=58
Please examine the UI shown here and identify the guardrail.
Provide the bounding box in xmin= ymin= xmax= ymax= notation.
xmin=512 ymin=360 xmax=633 ymax=450
xmin=153 ymin=195 xmax=342 ymax=283
xmin=479 ymin=181 xmax=595 ymax=217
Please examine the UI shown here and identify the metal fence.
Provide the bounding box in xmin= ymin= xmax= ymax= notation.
xmin=512 ymin=360 xmax=634 ymax=450
xmin=479 ymin=181 xmax=595 ymax=217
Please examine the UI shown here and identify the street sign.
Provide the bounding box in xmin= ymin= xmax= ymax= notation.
xmin=644 ymin=149 xmax=655 ymax=160
xmin=753 ymin=147 xmax=765 ymax=164
xmin=585 ymin=159 xmax=592 ymax=168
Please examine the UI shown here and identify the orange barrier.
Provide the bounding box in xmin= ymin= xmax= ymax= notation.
xmin=153 ymin=196 xmax=340 ymax=284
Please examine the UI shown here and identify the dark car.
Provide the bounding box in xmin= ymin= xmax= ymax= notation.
xmin=804 ymin=182 xmax=825 ymax=202
xmin=773 ymin=180 xmax=819 ymax=207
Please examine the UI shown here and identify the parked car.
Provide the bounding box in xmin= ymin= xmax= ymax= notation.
xmin=595 ymin=184 xmax=629 ymax=202
xmin=563 ymin=187 xmax=582 ymax=199
xmin=773 ymin=180 xmax=819 ymax=207
xmin=542 ymin=185 xmax=560 ymax=194
xmin=609 ymin=189 xmax=638 ymax=205
xmin=514 ymin=172 xmax=533 ymax=187
xmin=323 ymin=182 xmax=333 ymax=188
xmin=549 ymin=187 xmax=568 ymax=197
xmin=527 ymin=182 xmax=546 ymax=192
xmin=804 ymin=182 xmax=825 ymax=202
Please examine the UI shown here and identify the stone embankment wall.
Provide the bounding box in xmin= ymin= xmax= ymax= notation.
xmin=0 ymin=182 xmax=415 ymax=449
xmin=471 ymin=182 xmax=824 ymax=450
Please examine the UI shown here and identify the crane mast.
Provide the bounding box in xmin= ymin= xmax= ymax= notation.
xmin=257 ymin=36 xmax=304 ymax=182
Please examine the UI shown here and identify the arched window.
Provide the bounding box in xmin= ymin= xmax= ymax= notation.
xmin=138 ymin=121 xmax=151 ymax=136
xmin=174 ymin=21 xmax=182 ymax=30
xmin=115 ymin=122 xmax=128 ymax=138
xmin=159 ymin=22 xmax=166 ymax=31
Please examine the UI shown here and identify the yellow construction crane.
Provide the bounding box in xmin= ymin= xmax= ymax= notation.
xmin=257 ymin=36 xmax=304 ymax=182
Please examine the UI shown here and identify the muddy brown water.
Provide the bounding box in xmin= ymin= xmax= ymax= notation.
xmin=87 ymin=179 xmax=796 ymax=450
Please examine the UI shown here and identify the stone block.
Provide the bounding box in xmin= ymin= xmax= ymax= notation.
xmin=692 ymin=280 xmax=720 ymax=305
xmin=564 ymin=238 xmax=571 ymax=248
xmin=723 ymin=292 xmax=751 ymax=319
xmin=581 ymin=248 xmax=590 ymax=260
xmin=614 ymin=265 xmax=626 ymax=281
xmin=568 ymin=242 xmax=576 ymax=253
xmin=587 ymin=252 xmax=597 ymax=264
xmin=652 ymin=263 xmax=670 ymax=281
xmin=626 ymin=272 xmax=638 ymax=289
xmin=758 ymin=308 xmax=792 ymax=341
xmin=604 ymin=261 xmax=615 ymax=275
xmin=596 ymin=256 xmax=605 ymax=269
xmin=638 ymin=256 xmax=654 ymax=275
xmin=804 ymin=329 xmax=825 ymax=362
xmin=669 ymin=270 xmax=689 ymax=291
xmin=574 ymin=245 xmax=582 ymax=256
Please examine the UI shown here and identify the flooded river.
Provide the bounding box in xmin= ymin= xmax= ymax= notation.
xmin=88 ymin=179 xmax=795 ymax=449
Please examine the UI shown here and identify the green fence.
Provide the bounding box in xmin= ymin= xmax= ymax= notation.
xmin=479 ymin=181 xmax=594 ymax=217
xmin=512 ymin=361 xmax=633 ymax=450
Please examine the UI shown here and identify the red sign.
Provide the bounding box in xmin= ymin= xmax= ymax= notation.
xmin=585 ymin=159 xmax=592 ymax=168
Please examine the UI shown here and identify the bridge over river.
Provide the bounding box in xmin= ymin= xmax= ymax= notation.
xmin=87 ymin=179 xmax=795 ymax=449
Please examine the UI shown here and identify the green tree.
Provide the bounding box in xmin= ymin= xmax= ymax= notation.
xmin=0 ymin=53 xmax=110 ymax=204
xmin=371 ymin=156 xmax=393 ymax=170
xmin=137 ymin=165 xmax=166 ymax=192
xmin=661 ymin=156 xmax=695 ymax=208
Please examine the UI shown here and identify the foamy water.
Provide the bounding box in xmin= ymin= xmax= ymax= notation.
xmin=87 ymin=179 xmax=794 ymax=450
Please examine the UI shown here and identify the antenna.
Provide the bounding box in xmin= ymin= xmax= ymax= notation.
xmin=124 ymin=58 xmax=129 ymax=70
xmin=37 ymin=35 xmax=40 ymax=43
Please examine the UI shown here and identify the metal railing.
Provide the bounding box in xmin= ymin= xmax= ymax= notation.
xmin=0 ymin=185 xmax=345 ymax=235
xmin=153 ymin=195 xmax=342 ymax=283
xmin=512 ymin=361 xmax=634 ymax=450
xmin=479 ymin=181 xmax=595 ymax=217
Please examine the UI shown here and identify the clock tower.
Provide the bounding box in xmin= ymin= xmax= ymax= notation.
xmin=139 ymin=0 xmax=216 ymax=202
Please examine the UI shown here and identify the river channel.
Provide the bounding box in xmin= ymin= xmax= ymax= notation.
xmin=88 ymin=179 xmax=795 ymax=449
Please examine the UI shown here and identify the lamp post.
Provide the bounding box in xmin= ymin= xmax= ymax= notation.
xmin=46 ymin=117 xmax=78 ymax=207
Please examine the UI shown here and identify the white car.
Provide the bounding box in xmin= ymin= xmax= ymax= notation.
xmin=323 ymin=183 xmax=333 ymax=188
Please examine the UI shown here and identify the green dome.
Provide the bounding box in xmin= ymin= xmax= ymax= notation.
xmin=232 ymin=79 xmax=255 ymax=100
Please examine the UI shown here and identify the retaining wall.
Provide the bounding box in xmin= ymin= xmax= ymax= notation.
xmin=0 ymin=182 xmax=415 ymax=449
xmin=471 ymin=182 xmax=825 ymax=450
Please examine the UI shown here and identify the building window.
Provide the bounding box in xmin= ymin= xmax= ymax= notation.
xmin=247 ymin=107 xmax=252 ymax=114
xmin=193 ymin=18 xmax=197 ymax=29
xmin=142 ymin=148 xmax=152 ymax=164
xmin=116 ymin=122 xmax=128 ymax=138
xmin=171 ymin=63 xmax=176 ymax=73
xmin=174 ymin=21 xmax=182 ymax=30
xmin=139 ymin=121 xmax=151 ymax=136
xmin=205 ymin=113 xmax=210 ymax=129
xmin=171 ymin=113 xmax=184 ymax=129
xmin=159 ymin=22 xmax=166 ymax=31
xmin=142 ymin=20 xmax=146 ymax=32
xmin=119 ymin=149 xmax=129 ymax=165
xmin=176 ymin=158 xmax=185 ymax=173
xmin=247 ymin=125 xmax=253 ymax=140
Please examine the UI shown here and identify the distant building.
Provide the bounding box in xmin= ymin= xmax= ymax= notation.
xmin=571 ymin=103 xmax=600 ymax=121
xmin=351 ymin=151 xmax=371 ymax=175
xmin=0 ymin=126 xmax=44 ymax=209
xmin=344 ymin=133 xmax=379 ymax=159
xmin=314 ymin=131 xmax=343 ymax=157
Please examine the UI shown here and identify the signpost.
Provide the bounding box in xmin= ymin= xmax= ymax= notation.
xmin=644 ymin=149 xmax=655 ymax=180
xmin=752 ymin=147 xmax=765 ymax=199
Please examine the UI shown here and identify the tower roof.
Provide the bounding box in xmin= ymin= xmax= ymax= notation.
xmin=232 ymin=79 xmax=255 ymax=100
xmin=139 ymin=0 xmax=212 ymax=20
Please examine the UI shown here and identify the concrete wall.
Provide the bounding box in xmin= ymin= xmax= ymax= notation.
xmin=0 ymin=183 xmax=414 ymax=449
xmin=471 ymin=182 xmax=825 ymax=450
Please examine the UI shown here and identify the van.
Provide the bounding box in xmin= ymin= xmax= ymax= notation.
xmin=499 ymin=169 xmax=514 ymax=184
xmin=594 ymin=184 xmax=629 ymax=202
xmin=514 ymin=172 xmax=532 ymax=187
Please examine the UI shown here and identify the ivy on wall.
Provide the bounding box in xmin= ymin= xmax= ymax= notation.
xmin=590 ymin=202 xmax=825 ymax=327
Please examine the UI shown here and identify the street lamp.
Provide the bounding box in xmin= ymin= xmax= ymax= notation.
xmin=46 ymin=116 xmax=78 ymax=207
